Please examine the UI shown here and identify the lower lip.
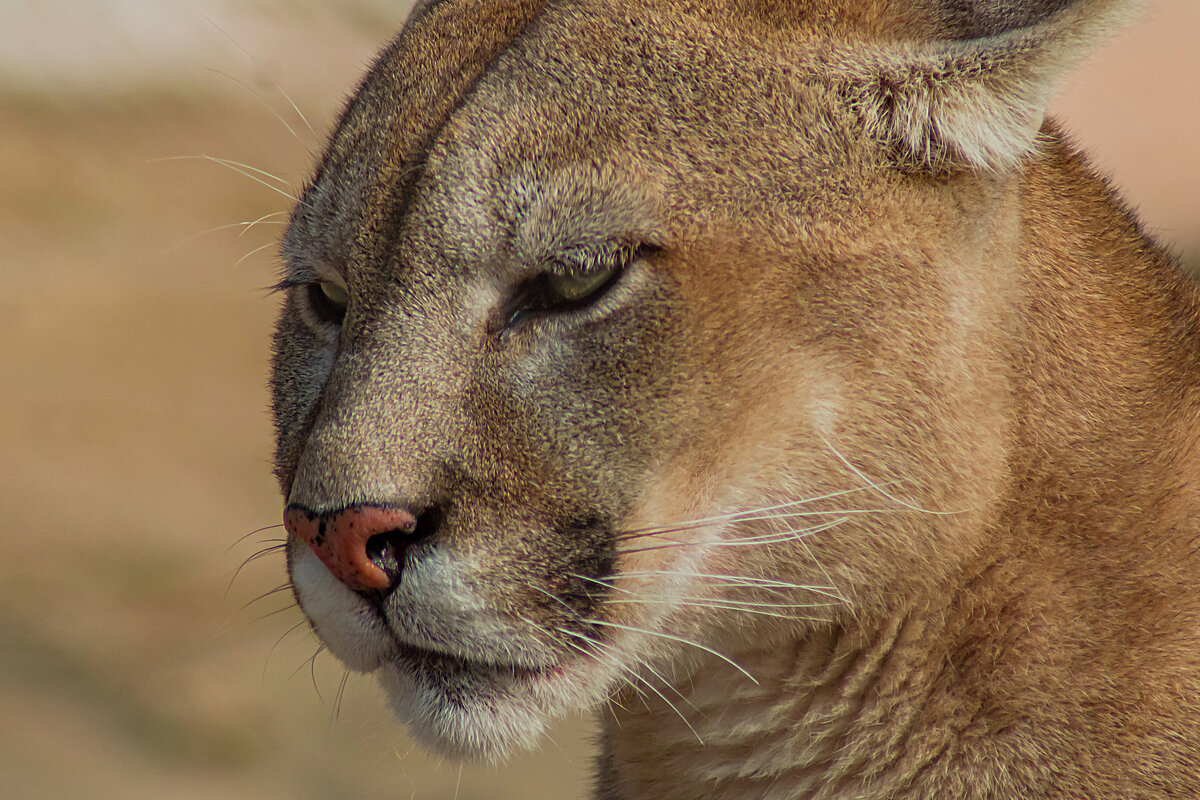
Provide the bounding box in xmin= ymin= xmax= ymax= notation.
xmin=392 ymin=642 xmax=557 ymax=682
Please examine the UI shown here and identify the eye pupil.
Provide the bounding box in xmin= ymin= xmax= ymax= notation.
xmin=306 ymin=281 xmax=348 ymax=326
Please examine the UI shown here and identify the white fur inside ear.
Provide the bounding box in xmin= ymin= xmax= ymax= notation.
xmin=854 ymin=54 xmax=1053 ymax=172
xmin=838 ymin=0 xmax=1134 ymax=172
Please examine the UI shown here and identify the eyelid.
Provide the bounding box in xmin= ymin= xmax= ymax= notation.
xmin=273 ymin=261 xmax=346 ymax=293
xmin=545 ymin=241 xmax=651 ymax=276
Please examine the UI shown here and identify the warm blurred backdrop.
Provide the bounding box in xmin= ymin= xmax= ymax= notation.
xmin=2 ymin=2 xmax=1196 ymax=798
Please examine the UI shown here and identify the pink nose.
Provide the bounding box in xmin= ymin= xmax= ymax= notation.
xmin=284 ymin=504 xmax=418 ymax=592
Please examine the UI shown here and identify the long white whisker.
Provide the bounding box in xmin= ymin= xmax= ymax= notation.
xmin=527 ymin=584 xmax=587 ymax=620
xmin=798 ymin=533 xmax=857 ymax=622
xmin=619 ymin=518 xmax=848 ymax=555
xmin=580 ymin=618 xmax=757 ymax=684
xmin=234 ymin=241 xmax=278 ymax=267
xmin=561 ymin=627 xmax=697 ymax=710
xmin=558 ymin=628 xmax=704 ymax=744
xmin=206 ymin=67 xmax=306 ymax=144
xmin=822 ymin=437 xmax=966 ymax=516
xmin=613 ymin=570 xmax=838 ymax=593
xmin=604 ymin=597 xmax=836 ymax=621
xmin=199 ymin=12 xmax=316 ymax=137
xmin=161 ymin=215 xmax=288 ymax=255
xmin=616 ymin=483 xmax=903 ymax=541
xmin=584 ymin=569 xmax=848 ymax=605
xmin=154 ymin=154 xmax=293 ymax=188
xmin=556 ymin=634 xmax=654 ymax=712
xmin=154 ymin=155 xmax=298 ymax=201
xmin=566 ymin=572 xmax=637 ymax=595
xmin=238 ymin=210 xmax=291 ymax=237
xmin=608 ymin=593 xmax=841 ymax=610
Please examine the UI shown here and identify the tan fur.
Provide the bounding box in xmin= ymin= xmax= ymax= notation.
xmin=270 ymin=1 xmax=1200 ymax=797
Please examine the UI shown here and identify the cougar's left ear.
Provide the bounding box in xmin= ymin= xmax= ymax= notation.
xmin=833 ymin=0 xmax=1136 ymax=172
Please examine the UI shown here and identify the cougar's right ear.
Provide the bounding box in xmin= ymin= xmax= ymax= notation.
xmin=405 ymin=0 xmax=443 ymax=24
xmin=826 ymin=0 xmax=1137 ymax=172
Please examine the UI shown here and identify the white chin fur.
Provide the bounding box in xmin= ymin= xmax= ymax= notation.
xmin=378 ymin=662 xmax=550 ymax=762
xmin=290 ymin=547 xmax=395 ymax=672
xmin=293 ymin=544 xmax=649 ymax=761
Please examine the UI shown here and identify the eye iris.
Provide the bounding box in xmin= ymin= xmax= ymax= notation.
xmin=547 ymin=269 xmax=615 ymax=303
xmin=306 ymin=280 xmax=348 ymax=326
xmin=320 ymin=281 xmax=348 ymax=309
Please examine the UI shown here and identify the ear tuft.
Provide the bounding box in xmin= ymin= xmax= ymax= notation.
xmin=837 ymin=0 xmax=1136 ymax=172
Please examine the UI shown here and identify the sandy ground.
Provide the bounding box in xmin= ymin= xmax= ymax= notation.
xmin=1 ymin=2 xmax=1196 ymax=799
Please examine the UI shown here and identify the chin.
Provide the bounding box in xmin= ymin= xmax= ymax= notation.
xmin=376 ymin=647 xmax=585 ymax=762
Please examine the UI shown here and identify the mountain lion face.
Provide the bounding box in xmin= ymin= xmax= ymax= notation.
xmin=270 ymin=0 xmax=1200 ymax=796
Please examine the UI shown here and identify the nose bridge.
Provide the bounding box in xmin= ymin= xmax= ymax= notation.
xmin=288 ymin=318 xmax=468 ymax=510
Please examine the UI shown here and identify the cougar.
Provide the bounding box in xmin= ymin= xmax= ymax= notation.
xmin=270 ymin=0 xmax=1200 ymax=796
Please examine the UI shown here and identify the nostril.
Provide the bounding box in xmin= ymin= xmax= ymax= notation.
xmin=362 ymin=506 xmax=441 ymax=592
xmin=365 ymin=529 xmax=408 ymax=587
xmin=286 ymin=502 xmax=438 ymax=594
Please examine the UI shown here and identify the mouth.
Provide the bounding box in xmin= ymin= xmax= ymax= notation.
xmin=388 ymin=639 xmax=559 ymax=685
xmin=376 ymin=632 xmax=596 ymax=762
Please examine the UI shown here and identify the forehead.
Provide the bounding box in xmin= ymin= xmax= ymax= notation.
xmin=282 ymin=0 xmax=867 ymax=273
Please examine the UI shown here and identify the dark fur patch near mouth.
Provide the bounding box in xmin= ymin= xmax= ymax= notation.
xmin=548 ymin=513 xmax=618 ymax=622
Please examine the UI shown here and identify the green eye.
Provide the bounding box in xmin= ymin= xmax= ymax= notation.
xmin=544 ymin=269 xmax=617 ymax=303
xmin=319 ymin=281 xmax=348 ymax=308
xmin=306 ymin=280 xmax=348 ymax=325
xmin=501 ymin=242 xmax=652 ymax=330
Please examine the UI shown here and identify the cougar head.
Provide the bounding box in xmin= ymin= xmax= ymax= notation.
xmin=271 ymin=0 xmax=1129 ymax=761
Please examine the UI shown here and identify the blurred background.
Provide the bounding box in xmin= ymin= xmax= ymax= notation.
xmin=1 ymin=1 xmax=1195 ymax=798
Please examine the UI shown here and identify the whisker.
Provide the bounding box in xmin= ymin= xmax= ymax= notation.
xmin=618 ymin=518 xmax=848 ymax=556
xmin=161 ymin=215 xmax=288 ymax=256
xmin=604 ymin=597 xmax=835 ymax=622
xmin=225 ymin=542 xmax=288 ymax=597
xmin=608 ymin=592 xmax=840 ymax=610
xmin=228 ymin=523 xmax=286 ymax=552
xmin=234 ymin=240 xmax=278 ymax=267
xmin=613 ymin=570 xmax=841 ymax=596
xmin=822 ymin=437 xmax=968 ymax=516
xmin=249 ymin=602 xmax=301 ymax=625
xmin=331 ymin=668 xmax=352 ymax=726
xmin=580 ymin=618 xmax=757 ymax=684
xmin=265 ymin=618 xmax=312 ymax=678
xmin=566 ymin=572 xmax=637 ymax=596
xmin=558 ymin=628 xmax=704 ymax=743
xmin=205 ymin=67 xmax=307 ymax=147
xmin=242 ymin=582 xmax=296 ymax=611
xmin=238 ymin=210 xmax=291 ymax=237
xmin=614 ymin=483 xmax=903 ymax=542
xmin=291 ymin=643 xmax=328 ymax=701
xmin=560 ymin=626 xmax=697 ymax=708
xmin=621 ymin=516 xmax=847 ymax=549
xmin=199 ymin=12 xmax=317 ymax=138
xmin=798 ymin=534 xmax=857 ymax=622
xmin=527 ymin=583 xmax=585 ymax=617
xmin=556 ymin=633 xmax=650 ymax=703
xmin=154 ymin=155 xmax=297 ymax=201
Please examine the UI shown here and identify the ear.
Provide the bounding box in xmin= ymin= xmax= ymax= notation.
xmin=832 ymin=0 xmax=1136 ymax=172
